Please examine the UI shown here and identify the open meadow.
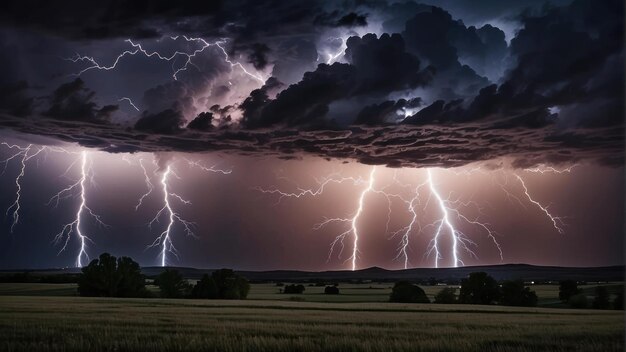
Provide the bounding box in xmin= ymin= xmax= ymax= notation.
xmin=0 ymin=283 xmax=623 ymax=352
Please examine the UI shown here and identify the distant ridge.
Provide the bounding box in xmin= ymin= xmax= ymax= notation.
xmin=3 ymin=264 xmax=623 ymax=282
xmin=146 ymin=263 xmax=624 ymax=282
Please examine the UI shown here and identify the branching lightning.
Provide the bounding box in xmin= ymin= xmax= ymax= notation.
xmin=139 ymin=157 xmax=231 ymax=266
xmin=515 ymin=174 xmax=565 ymax=234
xmin=68 ymin=36 xmax=266 ymax=82
xmin=50 ymin=151 xmax=107 ymax=267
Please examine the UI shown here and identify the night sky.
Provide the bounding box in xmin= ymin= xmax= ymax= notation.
xmin=0 ymin=0 xmax=623 ymax=270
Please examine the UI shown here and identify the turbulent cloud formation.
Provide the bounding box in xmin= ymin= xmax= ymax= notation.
xmin=0 ymin=0 xmax=623 ymax=168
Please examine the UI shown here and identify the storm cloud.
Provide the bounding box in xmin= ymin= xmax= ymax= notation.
xmin=0 ymin=0 xmax=622 ymax=169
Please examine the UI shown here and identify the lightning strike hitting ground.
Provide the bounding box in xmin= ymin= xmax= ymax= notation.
xmin=147 ymin=165 xmax=195 ymax=267
xmin=515 ymin=174 xmax=565 ymax=234
xmin=424 ymin=169 xmax=503 ymax=268
xmin=50 ymin=151 xmax=107 ymax=267
xmin=68 ymin=36 xmax=266 ymax=82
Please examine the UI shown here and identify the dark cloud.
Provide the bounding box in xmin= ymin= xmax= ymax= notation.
xmin=0 ymin=0 xmax=622 ymax=170
xmin=315 ymin=11 xmax=368 ymax=28
xmin=243 ymin=33 xmax=432 ymax=128
xmin=44 ymin=78 xmax=118 ymax=122
xmin=187 ymin=112 xmax=214 ymax=131
xmin=134 ymin=109 xmax=185 ymax=135
xmin=0 ymin=81 xmax=34 ymax=117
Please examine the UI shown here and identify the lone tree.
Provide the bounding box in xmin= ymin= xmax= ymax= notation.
xmin=78 ymin=253 xmax=148 ymax=297
xmin=559 ymin=280 xmax=580 ymax=302
xmin=499 ymin=280 xmax=538 ymax=307
xmin=158 ymin=269 xmax=191 ymax=298
xmin=458 ymin=272 xmax=500 ymax=305
xmin=434 ymin=287 xmax=457 ymax=304
xmin=389 ymin=281 xmax=429 ymax=303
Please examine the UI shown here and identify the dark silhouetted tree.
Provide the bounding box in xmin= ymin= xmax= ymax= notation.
xmin=434 ymin=287 xmax=457 ymax=304
xmin=78 ymin=253 xmax=148 ymax=297
xmin=458 ymin=272 xmax=500 ymax=305
xmin=389 ymin=281 xmax=429 ymax=303
xmin=324 ymin=286 xmax=340 ymax=294
xmin=191 ymin=274 xmax=218 ymax=299
xmin=559 ymin=280 xmax=580 ymax=302
xmin=499 ymin=280 xmax=538 ymax=307
xmin=158 ymin=269 xmax=191 ymax=298
xmin=211 ymin=269 xmax=250 ymax=299
xmin=283 ymin=284 xmax=306 ymax=294
xmin=592 ymin=286 xmax=610 ymax=309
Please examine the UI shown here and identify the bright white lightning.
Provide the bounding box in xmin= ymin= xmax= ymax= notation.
xmin=313 ymin=167 xmax=377 ymax=271
xmin=118 ymin=97 xmax=140 ymax=111
xmin=51 ymin=151 xmax=106 ymax=267
xmin=147 ymin=165 xmax=195 ymax=267
xmin=135 ymin=158 xmax=154 ymax=210
xmin=68 ymin=36 xmax=266 ymax=82
xmin=515 ymin=174 xmax=565 ymax=234
xmin=426 ymin=168 xmax=461 ymax=268
xmin=1 ymin=144 xmax=44 ymax=232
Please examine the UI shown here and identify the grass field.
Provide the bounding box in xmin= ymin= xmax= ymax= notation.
xmin=0 ymin=295 xmax=623 ymax=352
xmin=0 ymin=282 xmax=623 ymax=351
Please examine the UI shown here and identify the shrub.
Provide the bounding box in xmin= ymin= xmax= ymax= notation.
xmin=191 ymin=274 xmax=218 ymax=299
xmin=211 ymin=269 xmax=250 ymax=299
xmin=283 ymin=284 xmax=305 ymax=294
xmin=324 ymin=286 xmax=340 ymax=294
xmin=389 ymin=281 xmax=429 ymax=303
xmin=434 ymin=287 xmax=457 ymax=304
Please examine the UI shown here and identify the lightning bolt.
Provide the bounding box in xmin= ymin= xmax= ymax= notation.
xmin=51 ymin=151 xmax=107 ymax=267
xmin=118 ymin=97 xmax=140 ymax=111
xmin=68 ymin=36 xmax=266 ymax=83
xmin=142 ymin=157 xmax=231 ymax=266
xmin=515 ymin=174 xmax=565 ymax=234
xmin=147 ymin=165 xmax=195 ymax=266
xmin=424 ymin=168 xmax=502 ymax=268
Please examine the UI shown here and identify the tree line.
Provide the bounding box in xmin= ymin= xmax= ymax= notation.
xmin=389 ymin=272 xmax=624 ymax=309
xmin=77 ymin=253 xmax=249 ymax=299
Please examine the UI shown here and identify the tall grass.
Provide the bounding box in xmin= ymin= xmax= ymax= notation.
xmin=0 ymin=296 xmax=622 ymax=351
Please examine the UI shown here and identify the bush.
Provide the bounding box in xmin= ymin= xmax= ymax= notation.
xmin=389 ymin=281 xmax=429 ymax=303
xmin=283 ymin=284 xmax=305 ymax=294
xmin=559 ymin=280 xmax=580 ymax=302
xmin=78 ymin=253 xmax=149 ymax=297
xmin=158 ymin=269 xmax=191 ymax=298
xmin=434 ymin=287 xmax=457 ymax=304
xmin=324 ymin=286 xmax=340 ymax=294
xmin=499 ymin=280 xmax=538 ymax=307
xmin=458 ymin=272 xmax=500 ymax=305
xmin=568 ymin=293 xmax=588 ymax=309
xmin=592 ymin=286 xmax=611 ymax=309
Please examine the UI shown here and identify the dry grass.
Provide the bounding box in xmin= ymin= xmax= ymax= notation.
xmin=0 ymin=296 xmax=623 ymax=352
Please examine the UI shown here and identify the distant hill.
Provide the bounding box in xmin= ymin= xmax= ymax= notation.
xmin=3 ymin=264 xmax=623 ymax=283
xmin=146 ymin=264 xmax=624 ymax=282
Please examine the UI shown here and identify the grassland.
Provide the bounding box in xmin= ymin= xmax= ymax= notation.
xmin=0 ymin=282 xmax=623 ymax=351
